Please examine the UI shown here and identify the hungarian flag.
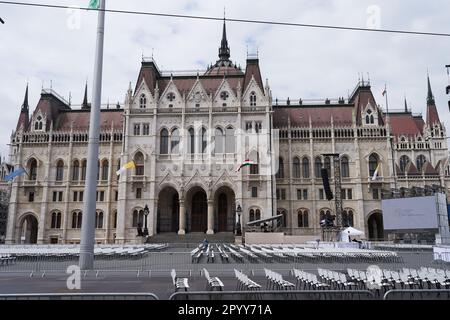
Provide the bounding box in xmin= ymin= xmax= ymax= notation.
xmin=371 ymin=162 xmax=381 ymax=181
xmin=116 ymin=161 xmax=136 ymax=176
xmin=236 ymin=160 xmax=255 ymax=172
xmin=88 ymin=0 xmax=100 ymax=9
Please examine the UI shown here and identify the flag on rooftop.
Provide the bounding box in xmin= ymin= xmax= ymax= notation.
xmin=116 ymin=161 xmax=136 ymax=176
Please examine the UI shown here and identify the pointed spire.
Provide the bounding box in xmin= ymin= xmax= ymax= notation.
xmin=21 ymin=83 xmax=29 ymax=113
xmin=404 ymin=97 xmax=408 ymax=113
xmin=427 ymin=73 xmax=435 ymax=105
xmin=218 ymin=17 xmax=230 ymax=61
xmin=82 ymin=82 xmax=89 ymax=109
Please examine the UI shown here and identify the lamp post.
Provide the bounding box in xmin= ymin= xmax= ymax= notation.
xmin=236 ymin=204 xmax=242 ymax=236
xmin=143 ymin=204 xmax=149 ymax=236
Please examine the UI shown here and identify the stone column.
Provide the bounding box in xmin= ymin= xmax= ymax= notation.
xmin=178 ymin=199 xmax=186 ymax=235
xmin=207 ymin=199 xmax=214 ymax=235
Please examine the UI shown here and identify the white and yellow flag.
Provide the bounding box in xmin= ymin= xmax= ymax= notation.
xmin=372 ymin=162 xmax=381 ymax=181
xmin=116 ymin=161 xmax=136 ymax=176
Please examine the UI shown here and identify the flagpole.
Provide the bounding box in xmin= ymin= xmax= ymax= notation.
xmin=79 ymin=0 xmax=106 ymax=270
xmin=385 ymin=84 xmax=398 ymax=190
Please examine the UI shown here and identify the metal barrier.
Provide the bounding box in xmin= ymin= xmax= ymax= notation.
xmin=169 ymin=290 xmax=375 ymax=300
xmin=0 ymin=293 xmax=159 ymax=300
xmin=383 ymin=289 xmax=450 ymax=300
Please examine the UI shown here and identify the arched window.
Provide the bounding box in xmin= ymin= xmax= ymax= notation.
xmin=302 ymin=157 xmax=310 ymax=178
xmin=225 ymin=126 xmax=235 ymax=153
xmin=34 ymin=116 xmax=43 ymax=131
xmin=139 ymin=94 xmax=147 ymax=109
xmin=134 ymin=152 xmax=144 ymax=176
xmin=324 ymin=156 xmax=331 ymax=177
xmin=201 ymin=128 xmax=207 ymax=154
xmin=314 ymin=157 xmax=322 ymax=178
xmin=51 ymin=211 xmax=61 ymax=229
xmin=368 ymin=154 xmax=379 ymax=177
xmin=293 ymin=157 xmax=301 ymax=178
xmin=113 ymin=211 xmax=117 ymax=229
xmin=101 ymin=160 xmax=109 ymax=181
xmin=276 ymin=157 xmax=285 ymax=179
xmin=250 ymin=91 xmax=257 ymax=106
xmin=249 ymin=209 xmax=255 ymax=222
xmin=132 ymin=209 xmax=144 ymax=228
xmin=188 ymin=128 xmax=195 ymax=154
xmin=255 ymin=209 xmax=261 ymax=221
xmin=96 ymin=160 xmax=100 ymax=181
xmin=342 ymin=209 xmax=354 ymax=227
xmin=29 ymin=158 xmax=38 ymax=181
xmin=81 ymin=160 xmax=87 ymax=181
xmin=72 ymin=160 xmax=80 ymax=181
xmin=171 ymin=128 xmax=180 ymax=154
xmin=319 ymin=209 xmax=333 ymax=226
xmin=160 ymin=129 xmax=169 ymax=154
xmin=298 ymin=209 xmax=309 ymax=228
xmin=214 ymin=128 xmax=224 ymax=154
xmin=250 ymin=152 xmax=259 ymax=175
xmin=55 ymin=160 xmax=64 ymax=181
xmin=95 ymin=211 xmax=104 ymax=229
xmin=341 ymin=156 xmax=350 ymax=178
xmin=399 ymin=155 xmax=410 ymax=173
xmin=365 ymin=110 xmax=374 ymax=124
xmin=72 ymin=211 xmax=82 ymax=229
xmin=416 ymin=155 xmax=427 ymax=173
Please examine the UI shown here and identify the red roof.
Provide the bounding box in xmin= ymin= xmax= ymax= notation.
xmin=426 ymin=104 xmax=440 ymax=125
xmin=386 ymin=113 xmax=424 ymax=137
xmin=55 ymin=110 xmax=123 ymax=131
xmin=273 ymin=106 xmax=354 ymax=128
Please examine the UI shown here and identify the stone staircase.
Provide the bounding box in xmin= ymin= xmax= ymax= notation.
xmin=146 ymin=232 xmax=235 ymax=244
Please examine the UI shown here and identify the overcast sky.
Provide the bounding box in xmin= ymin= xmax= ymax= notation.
xmin=1 ymin=0 xmax=450 ymax=159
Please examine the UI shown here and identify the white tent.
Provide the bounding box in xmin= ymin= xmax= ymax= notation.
xmin=342 ymin=227 xmax=364 ymax=236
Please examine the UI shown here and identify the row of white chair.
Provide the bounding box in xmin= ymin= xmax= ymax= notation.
xmin=293 ymin=269 xmax=330 ymax=290
xmin=264 ymin=268 xmax=295 ymax=290
xmin=234 ymin=269 xmax=261 ymax=291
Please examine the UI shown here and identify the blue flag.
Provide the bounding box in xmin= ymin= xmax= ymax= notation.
xmin=4 ymin=167 xmax=27 ymax=182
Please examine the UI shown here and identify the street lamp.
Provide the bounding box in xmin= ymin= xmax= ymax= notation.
xmin=236 ymin=204 xmax=242 ymax=236
xmin=143 ymin=204 xmax=149 ymax=236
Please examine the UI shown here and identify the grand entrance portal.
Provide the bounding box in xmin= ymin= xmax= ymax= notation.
xmin=187 ymin=187 xmax=207 ymax=233
xmin=214 ymin=186 xmax=235 ymax=232
xmin=157 ymin=187 xmax=179 ymax=233
xmin=20 ymin=214 xmax=38 ymax=244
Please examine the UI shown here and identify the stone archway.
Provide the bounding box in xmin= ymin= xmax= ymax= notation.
xmin=157 ymin=187 xmax=179 ymax=233
xmin=186 ymin=186 xmax=208 ymax=233
xmin=214 ymin=186 xmax=235 ymax=232
xmin=368 ymin=211 xmax=384 ymax=240
xmin=19 ymin=214 xmax=38 ymax=244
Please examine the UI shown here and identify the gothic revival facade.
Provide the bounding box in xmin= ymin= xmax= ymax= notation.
xmin=3 ymin=21 xmax=449 ymax=244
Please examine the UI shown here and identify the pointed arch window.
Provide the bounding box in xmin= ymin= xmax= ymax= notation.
xmin=81 ymin=160 xmax=87 ymax=181
xmin=315 ymin=157 xmax=322 ymax=178
xmin=72 ymin=211 xmax=82 ymax=229
xmin=416 ymin=155 xmax=427 ymax=173
xmin=368 ymin=154 xmax=379 ymax=177
xmin=250 ymin=91 xmax=257 ymax=106
xmin=29 ymin=158 xmax=38 ymax=181
xmin=341 ymin=156 xmax=350 ymax=178
xmin=95 ymin=211 xmax=104 ymax=229
xmin=302 ymin=157 xmax=310 ymax=178
xmin=188 ymin=128 xmax=195 ymax=154
xmin=134 ymin=152 xmax=144 ymax=176
xmin=201 ymin=128 xmax=207 ymax=154
xmin=132 ymin=209 xmax=144 ymax=228
xmin=293 ymin=157 xmax=301 ymax=178
xmin=171 ymin=128 xmax=180 ymax=154
xmin=101 ymin=160 xmax=109 ymax=181
xmin=160 ymin=129 xmax=169 ymax=154
xmin=298 ymin=209 xmax=309 ymax=228
xmin=225 ymin=126 xmax=235 ymax=153
xmin=399 ymin=155 xmax=410 ymax=173
xmin=342 ymin=209 xmax=354 ymax=227
xmin=72 ymin=160 xmax=80 ymax=181
xmin=139 ymin=94 xmax=147 ymax=109
xmin=34 ymin=116 xmax=43 ymax=131
xmin=214 ymin=128 xmax=224 ymax=154
xmin=51 ymin=211 xmax=62 ymax=229
xmin=55 ymin=160 xmax=64 ymax=181
xmin=365 ymin=109 xmax=374 ymax=124
xmin=276 ymin=157 xmax=285 ymax=179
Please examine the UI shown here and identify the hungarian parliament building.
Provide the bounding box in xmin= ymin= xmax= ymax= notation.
xmin=1 ymin=21 xmax=449 ymax=244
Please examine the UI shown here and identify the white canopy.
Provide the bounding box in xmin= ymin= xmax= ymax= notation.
xmin=342 ymin=227 xmax=364 ymax=236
